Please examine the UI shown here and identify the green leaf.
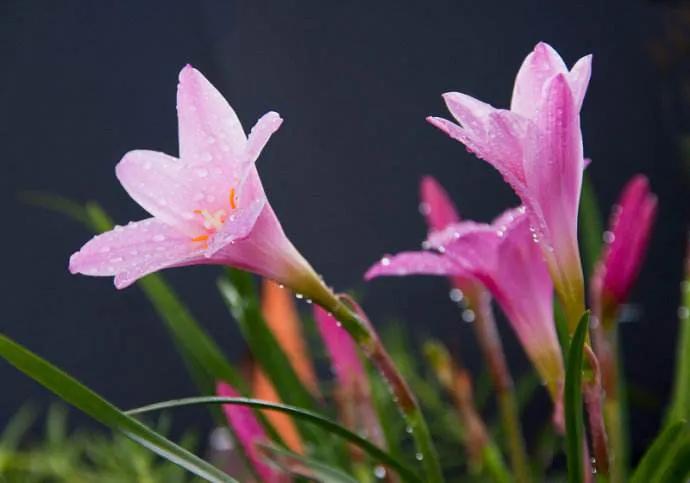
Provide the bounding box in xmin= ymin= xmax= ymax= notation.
xmin=631 ymin=421 xmax=689 ymax=483
xmin=666 ymin=253 xmax=690 ymax=426
xmin=565 ymin=312 xmax=589 ymax=483
xmin=0 ymin=333 xmax=236 ymax=483
xmin=258 ymin=443 xmax=359 ymax=483
xmin=578 ymin=174 xmax=604 ymax=280
xmin=126 ymin=396 xmax=422 ymax=483
xmin=649 ymin=432 xmax=690 ymax=483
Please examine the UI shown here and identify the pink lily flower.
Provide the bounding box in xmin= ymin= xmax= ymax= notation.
xmin=216 ymin=382 xmax=287 ymax=483
xmin=69 ymin=65 xmax=318 ymax=292
xmin=366 ymin=207 xmax=564 ymax=400
xmin=314 ymin=306 xmax=384 ymax=446
xmin=427 ymin=42 xmax=592 ymax=330
xmin=591 ymin=175 xmax=657 ymax=327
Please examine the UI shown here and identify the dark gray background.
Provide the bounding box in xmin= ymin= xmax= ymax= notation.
xmin=1 ymin=0 xmax=688 ymax=459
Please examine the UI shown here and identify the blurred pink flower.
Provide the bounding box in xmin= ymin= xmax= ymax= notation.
xmin=216 ymin=382 xmax=286 ymax=483
xmin=314 ymin=306 xmax=384 ymax=446
xmin=427 ymin=42 xmax=592 ymax=330
xmin=70 ymin=66 xmax=316 ymax=291
xmin=367 ymin=207 xmax=564 ymax=400
xmin=592 ymin=175 xmax=657 ymax=325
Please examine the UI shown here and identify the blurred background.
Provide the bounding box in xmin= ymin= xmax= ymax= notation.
xmin=1 ymin=0 xmax=688 ymax=464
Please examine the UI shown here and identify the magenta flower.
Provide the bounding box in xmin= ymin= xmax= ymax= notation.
xmin=216 ymin=382 xmax=286 ymax=482
xmin=427 ymin=42 xmax=592 ymax=330
xmin=367 ymin=207 xmax=564 ymax=400
xmin=69 ymin=66 xmax=317 ymax=291
xmin=592 ymin=175 xmax=657 ymax=326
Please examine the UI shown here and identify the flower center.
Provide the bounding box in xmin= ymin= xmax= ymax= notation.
xmin=191 ymin=187 xmax=237 ymax=245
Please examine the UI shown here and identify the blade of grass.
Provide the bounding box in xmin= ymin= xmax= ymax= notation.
xmin=565 ymin=312 xmax=589 ymax=483
xmin=666 ymin=240 xmax=690 ymax=426
xmin=0 ymin=333 xmax=236 ymax=483
xmin=631 ymin=421 xmax=689 ymax=483
xmin=126 ymin=396 xmax=422 ymax=483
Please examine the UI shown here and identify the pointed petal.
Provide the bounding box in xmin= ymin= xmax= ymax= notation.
xmin=246 ymin=112 xmax=283 ymax=163
xmin=419 ymin=176 xmax=460 ymax=231
xmin=425 ymin=221 xmax=497 ymax=256
xmin=69 ymin=218 xmax=203 ymax=289
xmin=365 ymin=251 xmax=466 ymax=280
xmin=177 ymin=65 xmax=247 ymax=164
xmin=511 ymin=42 xmax=568 ymax=119
xmin=261 ymin=279 xmax=320 ymax=395
xmin=442 ymin=92 xmax=494 ymax=136
xmin=567 ymin=54 xmax=592 ymax=112
xmin=524 ymin=73 xmax=584 ymax=263
xmin=216 ymin=382 xmax=286 ymax=483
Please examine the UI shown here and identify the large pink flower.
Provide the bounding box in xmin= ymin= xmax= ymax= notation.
xmin=216 ymin=382 xmax=287 ymax=483
xmin=70 ymin=66 xmax=316 ymax=291
xmin=591 ymin=175 xmax=657 ymax=327
xmin=366 ymin=207 xmax=563 ymax=399
xmin=427 ymin=42 xmax=592 ymax=331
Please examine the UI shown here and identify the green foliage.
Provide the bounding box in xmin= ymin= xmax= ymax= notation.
xmin=564 ymin=312 xmax=589 ymax=483
xmin=0 ymin=334 xmax=235 ymax=482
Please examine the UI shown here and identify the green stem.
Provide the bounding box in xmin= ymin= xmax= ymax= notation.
xmin=470 ymin=294 xmax=531 ymax=483
xmin=304 ymin=277 xmax=444 ymax=483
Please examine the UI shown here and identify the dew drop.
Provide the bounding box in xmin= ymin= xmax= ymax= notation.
xmin=415 ymin=452 xmax=424 ymax=461
xmin=295 ymin=293 xmax=304 ymax=300
xmin=603 ymin=231 xmax=615 ymax=244
xmin=381 ymin=256 xmax=391 ymax=266
xmin=449 ymin=288 xmax=464 ymax=303
xmin=153 ymin=234 xmax=166 ymax=242
xmin=196 ymin=168 xmax=209 ymax=178
xmin=462 ymin=309 xmax=475 ymax=323
xmin=679 ymin=306 xmax=690 ymax=320
xmin=374 ymin=466 xmax=387 ymax=479
xmin=418 ymin=202 xmax=431 ymax=216
xmin=405 ymin=426 xmax=413 ymax=434
xmin=100 ymin=246 xmax=111 ymax=253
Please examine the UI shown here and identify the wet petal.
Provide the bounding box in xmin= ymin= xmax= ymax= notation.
xmin=567 ymin=54 xmax=593 ymax=112
xmin=419 ymin=176 xmax=460 ymax=231
xmin=246 ymin=112 xmax=283 ymax=164
xmin=68 ymin=218 xmax=203 ymax=289
xmin=365 ymin=251 xmax=466 ymax=280
xmin=511 ymin=42 xmax=568 ymax=119
xmin=177 ymin=65 xmax=247 ymax=164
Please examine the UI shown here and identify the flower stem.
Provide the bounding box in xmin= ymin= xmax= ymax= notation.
xmin=469 ymin=293 xmax=532 ymax=483
xmin=592 ymin=320 xmax=625 ymax=483
xmin=303 ymin=275 xmax=444 ymax=483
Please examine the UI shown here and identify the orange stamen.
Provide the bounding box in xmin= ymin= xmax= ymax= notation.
xmin=229 ymin=188 xmax=237 ymax=210
xmin=191 ymin=234 xmax=209 ymax=242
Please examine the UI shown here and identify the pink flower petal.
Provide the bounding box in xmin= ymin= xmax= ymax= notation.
xmin=524 ymin=74 xmax=584 ymax=279
xmin=442 ymin=92 xmax=494 ymax=137
xmin=245 ymin=112 xmax=283 ymax=164
xmin=216 ymin=382 xmax=285 ymax=483
xmin=365 ymin=251 xmax=466 ymax=280
xmin=567 ymin=54 xmax=593 ymax=112
xmin=419 ymin=175 xmax=460 ymax=231
xmin=68 ymin=218 xmax=203 ymax=289
xmin=511 ymin=42 xmax=568 ymax=119
xmin=177 ymin=65 xmax=247 ymax=163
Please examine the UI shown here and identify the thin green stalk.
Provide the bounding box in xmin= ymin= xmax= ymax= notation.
xmin=302 ymin=277 xmax=443 ymax=483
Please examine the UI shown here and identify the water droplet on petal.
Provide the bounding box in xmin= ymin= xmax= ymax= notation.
xmin=449 ymin=288 xmax=464 ymax=303
xmin=153 ymin=234 xmax=166 ymax=242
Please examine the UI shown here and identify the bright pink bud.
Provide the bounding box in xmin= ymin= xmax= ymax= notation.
xmin=427 ymin=42 xmax=592 ymax=330
xmin=216 ymin=382 xmax=286 ymax=482
xmin=592 ymin=175 xmax=657 ymax=325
